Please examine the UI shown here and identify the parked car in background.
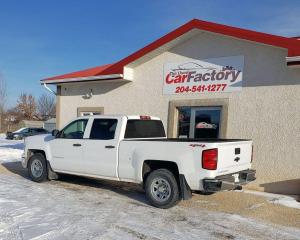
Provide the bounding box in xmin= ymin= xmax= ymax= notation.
xmin=6 ymin=127 xmax=49 ymax=140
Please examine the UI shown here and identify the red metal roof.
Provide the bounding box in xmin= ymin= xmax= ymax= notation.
xmin=43 ymin=19 xmax=300 ymax=82
xmin=44 ymin=63 xmax=116 ymax=81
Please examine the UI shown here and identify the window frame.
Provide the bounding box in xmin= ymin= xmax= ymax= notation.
xmin=168 ymin=99 xmax=229 ymax=138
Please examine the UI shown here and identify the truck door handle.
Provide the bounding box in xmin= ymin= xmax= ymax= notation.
xmin=105 ymin=145 xmax=115 ymax=149
xmin=73 ymin=143 xmax=82 ymax=147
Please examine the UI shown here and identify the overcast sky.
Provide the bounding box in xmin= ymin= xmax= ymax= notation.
xmin=0 ymin=0 xmax=299 ymax=107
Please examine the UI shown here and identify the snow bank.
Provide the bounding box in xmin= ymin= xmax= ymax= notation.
xmin=244 ymin=190 xmax=300 ymax=210
xmin=0 ymin=134 xmax=23 ymax=163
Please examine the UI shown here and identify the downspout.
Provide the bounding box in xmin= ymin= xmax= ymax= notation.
xmin=43 ymin=83 xmax=57 ymax=95
xmin=42 ymin=82 xmax=59 ymax=129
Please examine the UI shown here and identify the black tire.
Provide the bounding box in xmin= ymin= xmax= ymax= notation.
xmin=145 ymin=169 xmax=180 ymax=209
xmin=28 ymin=153 xmax=48 ymax=182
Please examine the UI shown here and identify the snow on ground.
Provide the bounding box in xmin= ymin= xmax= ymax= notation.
xmin=1 ymin=174 xmax=300 ymax=240
xmin=0 ymin=134 xmax=23 ymax=163
xmin=0 ymin=136 xmax=300 ymax=240
xmin=244 ymin=190 xmax=300 ymax=210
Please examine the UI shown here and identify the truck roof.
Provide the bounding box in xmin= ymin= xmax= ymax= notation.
xmin=77 ymin=115 xmax=161 ymax=120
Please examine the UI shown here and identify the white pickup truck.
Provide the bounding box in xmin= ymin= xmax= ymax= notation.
xmin=22 ymin=115 xmax=255 ymax=208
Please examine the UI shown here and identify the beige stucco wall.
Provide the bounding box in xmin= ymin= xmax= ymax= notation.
xmin=57 ymin=32 xmax=300 ymax=195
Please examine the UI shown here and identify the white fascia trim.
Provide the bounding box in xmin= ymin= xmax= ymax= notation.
xmin=40 ymin=74 xmax=124 ymax=84
xmin=286 ymin=56 xmax=300 ymax=62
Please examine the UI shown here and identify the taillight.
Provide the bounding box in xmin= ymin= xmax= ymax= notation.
xmin=251 ymin=145 xmax=254 ymax=163
xmin=202 ymin=149 xmax=218 ymax=170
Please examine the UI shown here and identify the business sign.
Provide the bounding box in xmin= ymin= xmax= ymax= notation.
xmin=163 ymin=56 xmax=244 ymax=94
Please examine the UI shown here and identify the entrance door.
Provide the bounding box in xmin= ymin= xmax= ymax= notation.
xmin=177 ymin=106 xmax=222 ymax=139
xmin=190 ymin=107 xmax=221 ymax=138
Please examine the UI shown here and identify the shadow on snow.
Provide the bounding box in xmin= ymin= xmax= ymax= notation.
xmin=1 ymin=161 xmax=149 ymax=206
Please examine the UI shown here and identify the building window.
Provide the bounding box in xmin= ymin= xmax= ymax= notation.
xmin=77 ymin=107 xmax=104 ymax=117
xmin=80 ymin=112 xmax=101 ymax=116
xmin=177 ymin=106 xmax=222 ymax=139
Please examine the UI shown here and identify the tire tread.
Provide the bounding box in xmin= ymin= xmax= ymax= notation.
xmin=145 ymin=168 xmax=179 ymax=209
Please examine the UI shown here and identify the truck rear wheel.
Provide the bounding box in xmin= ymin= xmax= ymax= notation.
xmin=28 ymin=153 xmax=48 ymax=182
xmin=145 ymin=169 xmax=179 ymax=209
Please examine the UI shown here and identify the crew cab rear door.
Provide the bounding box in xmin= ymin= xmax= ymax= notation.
xmin=81 ymin=117 xmax=120 ymax=177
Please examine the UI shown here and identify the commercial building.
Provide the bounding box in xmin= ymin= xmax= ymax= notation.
xmin=41 ymin=19 xmax=300 ymax=194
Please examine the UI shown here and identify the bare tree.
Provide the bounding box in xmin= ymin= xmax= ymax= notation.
xmin=3 ymin=108 xmax=21 ymax=132
xmin=0 ymin=73 xmax=7 ymax=131
xmin=15 ymin=93 xmax=37 ymax=120
xmin=37 ymin=93 xmax=55 ymax=120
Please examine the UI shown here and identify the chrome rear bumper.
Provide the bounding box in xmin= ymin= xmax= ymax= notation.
xmin=203 ymin=169 xmax=256 ymax=192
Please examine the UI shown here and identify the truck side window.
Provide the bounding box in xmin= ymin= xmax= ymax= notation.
xmin=90 ymin=119 xmax=117 ymax=140
xmin=125 ymin=120 xmax=166 ymax=138
xmin=59 ymin=119 xmax=88 ymax=139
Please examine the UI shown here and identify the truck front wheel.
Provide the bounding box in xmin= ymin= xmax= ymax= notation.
xmin=145 ymin=169 xmax=179 ymax=208
xmin=28 ymin=153 xmax=48 ymax=182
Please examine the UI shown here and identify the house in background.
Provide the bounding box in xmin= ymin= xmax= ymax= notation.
xmin=40 ymin=19 xmax=300 ymax=195
xmin=43 ymin=118 xmax=56 ymax=132
xmin=3 ymin=111 xmax=44 ymax=132
xmin=21 ymin=120 xmax=44 ymax=128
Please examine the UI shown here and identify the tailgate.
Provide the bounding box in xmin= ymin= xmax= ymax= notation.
xmin=216 ymin=140 xmax=252 ymax=175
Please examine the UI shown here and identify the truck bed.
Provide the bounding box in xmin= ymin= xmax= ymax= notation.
xmin=119 ymin=137 xmax=253 ymax=190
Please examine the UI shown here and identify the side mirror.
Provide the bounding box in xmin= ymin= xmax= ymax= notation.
xmin=52 ymin=129 xmax=60 ymax=137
